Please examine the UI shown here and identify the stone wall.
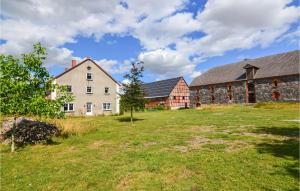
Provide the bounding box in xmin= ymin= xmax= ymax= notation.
xmin=232 ymin=81 xmax=247 ymax=103
xmin=190 ymin=81 xmax=247 ymax=106
xmin=190 ymin=74 xmax=299 ymax=107
xmin=256 ymin=75 xmax=299 ymax=102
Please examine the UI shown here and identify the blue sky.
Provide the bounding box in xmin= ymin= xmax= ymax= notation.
xmin=1 ymin=0 xmax=299 ymax=84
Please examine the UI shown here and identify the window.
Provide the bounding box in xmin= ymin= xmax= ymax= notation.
xmin=103 ymin=103 xmax=111 ymax=111
xmin=211 ymin=95 xmax=215 ymax=103
xmin=210 ymin=86 xmax=214 ymax=93
xmin=64 ymin=103 xmax=74 ymax=112
xmin=173 ymin=96 xmax=176 ymax=100
xmin=272 ymin=91 xmax=280 ymax=100
xmin=182 ymin=96 xmax=185 ymax=100
xmin=87 ymin=66 xmax=91 ymax=70
xmin=86 ymin=73 xmax=92 ymax=80
xmin=228 ymin=84 xmax=232 ymax=92
xmin=105 ymin=87 xmax=109 ymax=94
xmin=86 ymin=102 xmax=92 ymax=113
xmin=66 ymin=85 xmax=72 ymax=93
xmin=87 ymin=86 xmax=92 ymax=94
xmin=273 ymin=80 xmax=278 ymax=88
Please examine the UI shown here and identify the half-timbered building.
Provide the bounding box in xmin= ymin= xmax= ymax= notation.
xmin=142 ymin=77 xmax=190 ymax=109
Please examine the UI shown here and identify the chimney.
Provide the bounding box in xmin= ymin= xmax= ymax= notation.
xmin=71 ymin=60 xmax=77 ymax=68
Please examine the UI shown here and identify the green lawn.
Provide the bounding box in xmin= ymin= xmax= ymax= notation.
xmin=1 ymin=103 xmax=299 ymax=190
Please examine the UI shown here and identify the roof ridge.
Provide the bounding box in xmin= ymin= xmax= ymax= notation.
xmin=194 ymin=50 xmax=299 ymax=79
xmin=54 ymin=58 xmax=120 ymax=85
xmin=190 ymin=50 xmax=299 ymax=86
xmin=143 ymin=76 xmax=182 ymax=85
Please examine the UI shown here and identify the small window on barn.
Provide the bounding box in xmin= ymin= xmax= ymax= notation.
xmin=182 ymin=96 xmax=185 ymax=100
xmin=211 ymin=95 xmax=215 ymax=103
xmin=173 ymin=96 xmax=176 ymax=100
xmin=228 ymin=84 xmax=232 ymax=92
xmin=273 ymin=79 xmax=278 ymax=88
xmin=272 ymin=91 xmax=280 ymax=101
xmin=210 ymin=86 xmax=214 ymax=93
xmin=229 ymin=94 xmax=232 ymax=101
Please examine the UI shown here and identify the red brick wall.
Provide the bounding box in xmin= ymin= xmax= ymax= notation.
xmin=145 ymin=78 xmax=190 ymax=109
xmin=169 ymin=78 xmax=190 ymax=109
xmin=145 ymin=97 xmax=168 ymax=108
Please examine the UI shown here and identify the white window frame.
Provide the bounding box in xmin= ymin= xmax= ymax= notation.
xmin=86 ymin=86 xmax=93 ymax=94
xmin=102 ymin=103 xmax=112 ymax=111
xmin=64 ymin=103 xmax=74 ymax=112
xmin=86 ymin=72 xmax=92 ymax=80
xmin=66 ymin=85 xmax=72 ymax=93
xmin=104 ymin=87 xmax=109 ymax=94
xmin=86 ymin=102 xmax=92 ymax=113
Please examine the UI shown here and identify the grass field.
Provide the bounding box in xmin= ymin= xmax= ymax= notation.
xmin=1 ymin=103 xmax=299 ymax=190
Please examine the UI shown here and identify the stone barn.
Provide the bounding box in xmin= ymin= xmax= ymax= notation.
xmin=190 ymin=50 xmax=299 ymax=106
xmin=142 ymin=77 xmax=190 ymax=109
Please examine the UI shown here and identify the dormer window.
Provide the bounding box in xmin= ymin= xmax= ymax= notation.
xmin=243 ymin=64 xmax=259 ymax=80
xmin=87 ymin=73 xmax=92 ymax=80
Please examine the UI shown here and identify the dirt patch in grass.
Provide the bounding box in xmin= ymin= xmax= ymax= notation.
xmin=89 ymin=140 xmax=111 ymax=149
xmin=163 ymin=166 xmax=193 ymax=185
xmin=187 ymin=136 xmax=251 ymax=153
xmin=173 ymin=145 xmax=189 ymax=153
xmin=188 ymin=125 xmax=216 ymax=133
xmin=225 ymin=140 xmax=252 ymax=153
xmin=115 ymin=172 xmax=152 ymax=190
xmin=143 ymin=141 xmax=157 ymax=147
xmin=188 ymin=136 xmax=224 ymax=148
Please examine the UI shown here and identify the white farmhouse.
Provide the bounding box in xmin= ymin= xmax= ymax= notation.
xmin=51 ymin=58 xmax=120 ymax=116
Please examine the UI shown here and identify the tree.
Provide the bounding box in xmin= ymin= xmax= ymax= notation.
xmin=120 ymin=61 xmax=146 ymax=123
xmin=0 ymin=43 xmax=73 ymax=152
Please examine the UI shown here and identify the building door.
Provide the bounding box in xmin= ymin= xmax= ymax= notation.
xmin=86 ymin=102 xmax=93 ymax=115
xmin=247 ymin=81 xmax=256 ymax=103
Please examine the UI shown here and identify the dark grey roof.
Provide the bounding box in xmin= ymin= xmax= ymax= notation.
xmin=142 ymin=77 xmax=182 ymax=98
xmin=190 ymin=50 xmax=300 ymax=86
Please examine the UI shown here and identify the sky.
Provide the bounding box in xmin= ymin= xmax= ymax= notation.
xmin=1 ymin=0 xmax=299 ymax=84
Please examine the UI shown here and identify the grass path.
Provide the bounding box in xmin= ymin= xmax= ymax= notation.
xmin=1 ymin=104 xmax=299 ymax=190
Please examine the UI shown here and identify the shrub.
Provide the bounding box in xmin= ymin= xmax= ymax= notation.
xmin=0 ymin=117 xmax=60 ymax=145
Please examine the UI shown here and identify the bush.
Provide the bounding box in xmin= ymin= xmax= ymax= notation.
xmin=0 ymin=117 xmax=60 ymax=145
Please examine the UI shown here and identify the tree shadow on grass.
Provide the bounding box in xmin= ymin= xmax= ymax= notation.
xmin=116 ymin=117 xmax=145 ymax=122
xmin=252 ymin=126 xmax=299 ymax=138
xmin=254 ymin=126 xmax=299 ymax=180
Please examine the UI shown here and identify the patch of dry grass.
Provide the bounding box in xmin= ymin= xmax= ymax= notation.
xmin=254 ymin=102 xmax=300 ymax=109
xmin=50 ymin=118 xmax=97 ymax=136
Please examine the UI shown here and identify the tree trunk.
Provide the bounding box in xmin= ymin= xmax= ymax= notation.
xmin=130 ymin=106 xmax=133 ymax=123
xmin=11 ymin=116 xmax=16 ymax=152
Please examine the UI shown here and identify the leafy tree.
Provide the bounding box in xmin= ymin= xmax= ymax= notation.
xmin=0 ymin=43 xmax=73 ymax=152
xmin=120 ymin=61 xmax=146 ymax=123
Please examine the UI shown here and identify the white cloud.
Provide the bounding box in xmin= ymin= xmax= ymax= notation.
xmin=0 ymin=0 xmax=299 ymax=80
xmin=96 ymin=58 xmax=131 ymax=75
xmin=139 ymin=49 xmax=197 ymax=78
xmin=134 ymin=12 xmax=200 ymax=49
xmin=180 ymin=0 xmax=299 ymax=57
